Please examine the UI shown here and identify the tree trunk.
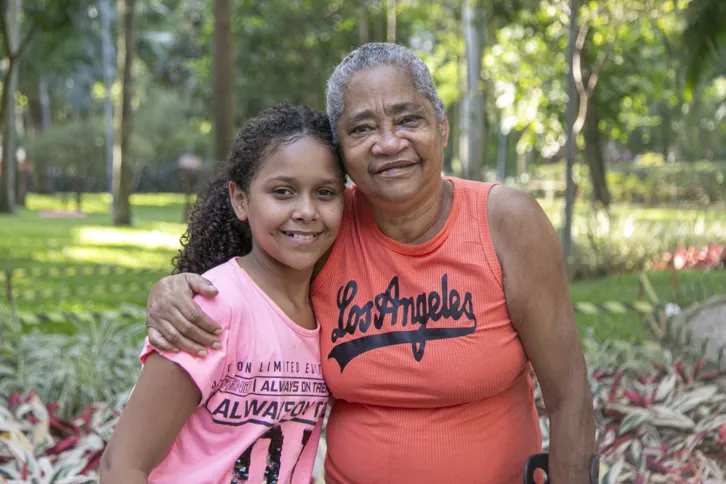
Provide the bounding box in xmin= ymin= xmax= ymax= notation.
xmin=386 ymin=0 xmax=396 ymax=43
xmin=358 ymin=2 xmax=369 ymax=44
xmin=0 ymin=0 xmax=20 ymax=214
xmin=583 ymin=97 xmax=610 ymax=208
xmin=373 ymin=5 xmax=383 ymax=41
xmin=74 ymin=176 xmax=84 ymax=212
xmin=213 ymin=0 xmax=235 ymax=163
xmin=100 ymin=0 xmax=115 ymax=193
xmin=659 ymin=101 xmax=671 ymax=163
xmin=496 ymin=125 xmax=507 ymax=181
xmin=112 ymin=0 xmax=136 ymax=226
xmin=562 ymin=0 xmax=578 ymax=279
xmin=39 ymin=77 xmax=51 ymax=131
xmin=459 ymin=0 xmax=484 ymax=181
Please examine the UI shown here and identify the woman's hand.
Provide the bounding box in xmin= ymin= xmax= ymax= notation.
xmin=146 ymin=273 xmax=222 ymax=356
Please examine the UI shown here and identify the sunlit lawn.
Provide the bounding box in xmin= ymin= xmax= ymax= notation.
xmin=1 ymin=193 xmax=724 ymax=342
xmin=0 ymin=193 xmax=187 ymax=315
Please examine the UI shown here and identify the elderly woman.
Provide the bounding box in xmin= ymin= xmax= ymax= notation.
xmin=145 ymin=43 xmax=595 ymax=483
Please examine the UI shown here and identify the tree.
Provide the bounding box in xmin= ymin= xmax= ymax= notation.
xmin=112 ymin=0 xmax=136 ymax=226
xmin=683 ymin=0 xmax=726 ymax=96
xmin=459 ymin=0 xmax=484 ymax=181
xmin=562 ymin=0 xmax=578 ymax=276
xmin=0 ymin=0 xmax=21 ymax=214
xmin=0 ymin=0 xmax=85 ymax=213
xmin=212 ymin=0 xmax=234 ymax=163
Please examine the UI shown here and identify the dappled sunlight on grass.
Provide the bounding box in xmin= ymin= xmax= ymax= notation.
xmin=24 ymin=193 xmax=191 ymax=214
xmin=130 ymin=193 xmax=191 ymax=207
xmin=25 ymin=193 xmax=113 ymax=214
xmin=38 ymin=246 xmax=176 ymax=271
xmin=76 ymin=227 xmax=182 ymax=251
xmin=4 ymin=193 xmax=726 ymax=339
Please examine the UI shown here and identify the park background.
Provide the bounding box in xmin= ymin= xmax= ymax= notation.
xmin=0 ymin=0 xmax=725 ymax=482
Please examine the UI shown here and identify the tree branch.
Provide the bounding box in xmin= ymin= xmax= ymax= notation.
xmin=572 ymin=23 xmax=589 ymax=135
xmin=0 ymin=0 xmax=11 ymax=58
xmin=586 ymin=51 xmax=606 ymax=93
xmin=12 ymin=20 xmax=39 ymax=61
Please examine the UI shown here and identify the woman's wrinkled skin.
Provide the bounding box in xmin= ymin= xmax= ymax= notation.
xmin=145 ymin=63 xmax=596 ymax=483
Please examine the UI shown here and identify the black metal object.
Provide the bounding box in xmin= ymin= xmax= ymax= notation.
xmin=523 ymin=452 xmax=600 ymax=484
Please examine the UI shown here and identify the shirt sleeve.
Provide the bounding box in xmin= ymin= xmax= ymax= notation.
xmin=140 ymin=293 xmax=234 ymax=407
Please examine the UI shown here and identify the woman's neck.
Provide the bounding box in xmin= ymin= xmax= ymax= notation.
xmin=367 ymin=178 xmax=453 ymax=245
xmin=237 ymin=251 xmax=312 ymax=308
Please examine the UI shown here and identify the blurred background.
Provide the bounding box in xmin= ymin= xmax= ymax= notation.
xmin=0 ymin=0 xmax=725 ymax=481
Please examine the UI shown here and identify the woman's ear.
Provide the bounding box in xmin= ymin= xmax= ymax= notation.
xmin=228 ymin=181 xmax=248 ymax=221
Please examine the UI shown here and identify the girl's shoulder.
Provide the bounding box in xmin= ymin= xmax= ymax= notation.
xmin=193 ymin=258 xmax=255 ymax=331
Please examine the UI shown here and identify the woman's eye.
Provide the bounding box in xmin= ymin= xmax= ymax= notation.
xmin=350 ymin=125 xmax=372 ymax=135
xmin=400 ymin=115 xmax=420 ymax=125
xmin=272 ymin=187 xmax=293 ymax=196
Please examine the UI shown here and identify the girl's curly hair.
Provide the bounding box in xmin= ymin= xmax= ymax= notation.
xmin=172 ymin=104 xmax=341 ymax=275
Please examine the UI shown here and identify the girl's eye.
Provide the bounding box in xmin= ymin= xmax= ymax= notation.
xmin=272 ymin=187 xmax=293 ymax=196
xmin=317 ymin=188 xmax=336 ymax=198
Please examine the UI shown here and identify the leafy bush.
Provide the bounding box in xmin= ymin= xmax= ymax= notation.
xmin=536 ymin=339 xmax=726 ymax=482
xmin=569 ymin=211 xmax=726 ymax=279
xmin=0 ymin=389 xmax=128 ymax=481
xmin=0 ymin=307 xmax=144 ymax=419
xmin=528 ymin=160 xmax=726 ymax=206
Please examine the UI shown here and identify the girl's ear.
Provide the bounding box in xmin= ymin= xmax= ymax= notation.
xmin=228 ymin=181 xmax=248 ymax=221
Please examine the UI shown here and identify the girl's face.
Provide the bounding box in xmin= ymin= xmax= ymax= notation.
xmin=230 ymin=137 xmax=344 ymax=273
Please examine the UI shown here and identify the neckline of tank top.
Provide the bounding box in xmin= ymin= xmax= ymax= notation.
xmin=229 ymin=257 xmax=321 ymax=337
xmin=355 ymin=176 xmax=463 ymax=256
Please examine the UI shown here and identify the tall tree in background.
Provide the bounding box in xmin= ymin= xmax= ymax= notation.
xmin=459 ymin=0 xmax=484 ymax=181
xmin=387 ymin=0 xmax=396 ymax=43
xmin=683 ymin=0 xmax=726 ymax=97
xmin=1 ymin=0 xmax=79 ymax=213
xmin=0 ymin=0 xmax=21 ymax=214
xmin=213 ymin=0 xmax=234 ymax=163
xmin=112 ymin=0 xmax=137 ymax=226
xmin=562 ymin=0 xmax=578 ymax=278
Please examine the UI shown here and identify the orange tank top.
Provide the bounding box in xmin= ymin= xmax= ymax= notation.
xmin=310 ymin=177 xmax=541 ymax=484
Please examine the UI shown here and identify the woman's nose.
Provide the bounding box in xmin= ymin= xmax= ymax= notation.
xmin=371 ymin=126 xmax=409 ymax=156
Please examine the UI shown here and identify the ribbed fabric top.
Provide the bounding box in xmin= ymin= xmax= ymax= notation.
xmin=311 ymin=177 xmax=541 ymax=484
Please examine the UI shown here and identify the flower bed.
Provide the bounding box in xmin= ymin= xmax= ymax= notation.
xmin=2 ymin=349 xmax=725 ymax=482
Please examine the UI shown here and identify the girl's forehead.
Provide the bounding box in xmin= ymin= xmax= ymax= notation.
xmin=255 ymin=137 xmax=338 ymax=179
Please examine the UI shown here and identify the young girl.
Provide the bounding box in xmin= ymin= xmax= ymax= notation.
xmin=101 ymin=104 xmax=345 ymax=484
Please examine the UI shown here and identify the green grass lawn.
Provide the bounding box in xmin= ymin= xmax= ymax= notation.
xmin=1 ymin=193 xmax=724 ymax=343
xmin=0 ymin=193 xmax=186 ymax=314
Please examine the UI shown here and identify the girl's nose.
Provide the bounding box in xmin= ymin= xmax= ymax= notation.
xmin=291 ymin=196 xmax=317 ymax=222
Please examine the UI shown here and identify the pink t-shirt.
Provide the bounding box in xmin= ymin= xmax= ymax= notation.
xmin=139 ymin=258 xmax=329 ymax=484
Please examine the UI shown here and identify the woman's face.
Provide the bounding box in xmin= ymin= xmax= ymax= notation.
xmin=336 ymin=64 xmax=449 ymax=209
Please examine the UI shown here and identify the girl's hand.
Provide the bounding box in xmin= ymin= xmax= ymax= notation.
xmin=146 ymin=273 xmax=222 ymax=356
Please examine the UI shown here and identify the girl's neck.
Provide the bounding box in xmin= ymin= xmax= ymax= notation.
xmin=366 ymin=178 xmax=453 ymax=245
xmin=236 ymin=251 xmax=312 ymax=309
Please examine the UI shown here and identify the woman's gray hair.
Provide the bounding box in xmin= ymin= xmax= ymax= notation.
xmin=325 ymin=42 xmax=445 ymax=143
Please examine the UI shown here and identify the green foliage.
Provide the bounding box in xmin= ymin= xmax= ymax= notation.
xmin=569 ymin=209 xmax=726 ymax=279
xmin=530 ymin=160 xmax=726 ymax=205
xmin=0 ymin=309 xmax=143 ymax=418
xmin=24 ymin=88 xmax=209 ymax=180
xmin=683 ymin=0 xmax=726 ymax=95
